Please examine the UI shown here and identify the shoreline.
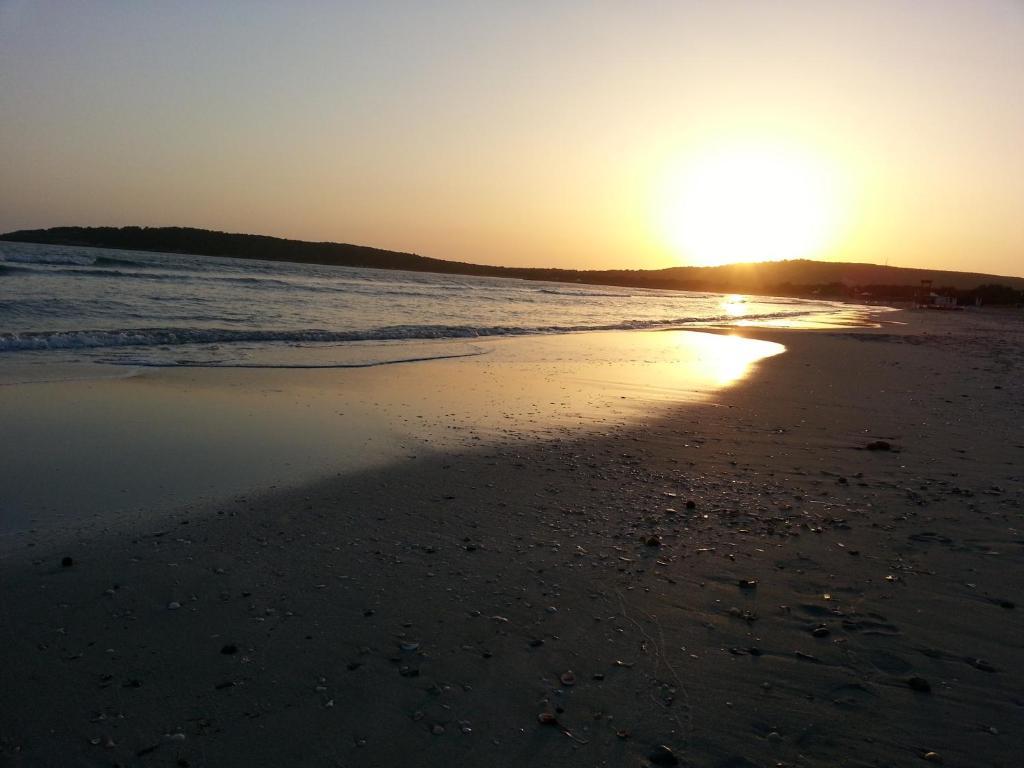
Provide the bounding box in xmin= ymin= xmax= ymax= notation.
xmin=1 ymin=308 xmax=1021 ymax=767
xmin=0 ymin=327 xmax=789 ymax=544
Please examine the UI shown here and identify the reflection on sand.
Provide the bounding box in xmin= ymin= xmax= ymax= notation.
xmin=0 ymin=330 xmax=783 ymax=540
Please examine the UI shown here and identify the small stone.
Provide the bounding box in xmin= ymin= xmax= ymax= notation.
xmin=431 ymin=724 xmax=445 ymax=735
xmin=559 ymin=671 xmax=576 ymax=686
xmin=922 ymin=751 xmax=943 ymax=763
xmin=61 ymin=556 xmax=74 ymax=568
xmin=538 ymin=712 xmax=558 ymax=725
xmin=648 ymin=744 xmax=680 ymax=766
xmin=220 ymin=644 xmax=238 ymax=655
xmin=907 ymin=676 xmax=931 ymax=693
xmin=167 ymin=601 xmax=181 ymax=610
xmin=685 ymin=500 xmax=697 ymax=510
xmin=969 ymin=658 xmax=996 ymax=672
xmin=767 ymin=731 xmax=782 ymax=743
xmin=866 ymin=440 xmax=892 ymax=451
xmin=738 ymin=579 xmax=757 ymax=589
xmin=645 ymin=535 xmax=662 ymax=547
xmin=811 ymin=625 xmax=830 ymax=638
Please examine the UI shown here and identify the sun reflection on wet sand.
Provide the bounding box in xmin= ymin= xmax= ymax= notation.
xmin=670 ymin=331 xmax=784 ymax=387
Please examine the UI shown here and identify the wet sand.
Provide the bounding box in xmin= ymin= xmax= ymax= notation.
xmin=1 ymin=309 xmax=1022 ymax=767
xmin=0 ymin=330 xmax=782 ymax=540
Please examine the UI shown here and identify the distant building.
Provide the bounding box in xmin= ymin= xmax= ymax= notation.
xmin=928 ymin=293 xmax=958 ymax=309
xmin=916 ymin=279 xmax=961 ymax=310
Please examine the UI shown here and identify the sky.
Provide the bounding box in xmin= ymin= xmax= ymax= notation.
xmin=1 ymin=1 xmax=1022 ymax=274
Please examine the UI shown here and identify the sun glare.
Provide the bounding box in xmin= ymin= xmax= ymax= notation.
xmin=659 ymin=143 xmax=843 ymax=267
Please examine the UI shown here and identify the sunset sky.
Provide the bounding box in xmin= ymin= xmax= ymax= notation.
xmin=1 ymin=1 xmax=1022 ymax=274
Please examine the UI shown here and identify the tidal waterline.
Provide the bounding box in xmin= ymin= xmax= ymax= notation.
xmin=0 ymin=330 xmax=783 ymax=543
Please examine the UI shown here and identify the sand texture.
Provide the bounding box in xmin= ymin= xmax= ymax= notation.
xmin=1 ymin=309 xmax=1022 ymax=767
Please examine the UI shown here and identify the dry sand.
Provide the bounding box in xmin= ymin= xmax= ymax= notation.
xmin=1 ymin=308 xmax=1021 ymax=767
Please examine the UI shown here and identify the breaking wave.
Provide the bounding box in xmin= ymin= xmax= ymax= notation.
xmin=0 ymin=311 xmax=815 ymax=353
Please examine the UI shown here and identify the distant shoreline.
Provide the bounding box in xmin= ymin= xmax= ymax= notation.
xmin=4 ymin=225 xmax=1023 ymax=303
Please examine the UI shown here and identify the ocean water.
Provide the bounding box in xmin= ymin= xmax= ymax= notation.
xmin=2 ymin=240 xmax=881 ymax=541
xmin=1 ymin=241 xmax=869 ymax=375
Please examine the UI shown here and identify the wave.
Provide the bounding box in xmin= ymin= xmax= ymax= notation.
xmin=0 ymin=311 xmax=817 ymax=352
xmin=1 ymin=252 xmax=95 ymax=266
xmin=93 ymin=256 xmax=151 ymax=268
xmin=102 ymin=349 xmax=489 ymax=369
xmin=1 ymin=251 xmax=155 ymax=268
xmin=535 ymin=287 xmax=633 ymax=298
xmin=0 ymin=261 xmax=508 ymax=300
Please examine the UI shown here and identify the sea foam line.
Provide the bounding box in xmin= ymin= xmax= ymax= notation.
xmin=0 ymin=311 xmax=817 ymax=352
xmin=100 ymin=349 xmax=490 ymax=369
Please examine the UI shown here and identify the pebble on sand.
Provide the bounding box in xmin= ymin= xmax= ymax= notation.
xmin=906 ymin=676 xmax=931 ymax=693
xmin=647 ymin=744 xmax=680 ymax=766
xmin=61 ymin=556 xmax=74 ymax=568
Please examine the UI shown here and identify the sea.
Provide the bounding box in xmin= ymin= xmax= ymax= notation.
xmin=0 ymin=240 xmax=869 ymax=375
xmin=1 ymin=240 xmax=883 ymax=542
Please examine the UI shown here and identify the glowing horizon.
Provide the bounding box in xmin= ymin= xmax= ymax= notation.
xmin=655 ymin=140 xmax=847 ymax=267
xmin=1 ymin=1 xmax=1021 ymax=276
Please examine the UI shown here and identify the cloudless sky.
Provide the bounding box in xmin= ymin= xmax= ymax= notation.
xmin=1 ymin=1 xmax=1022 ymax=274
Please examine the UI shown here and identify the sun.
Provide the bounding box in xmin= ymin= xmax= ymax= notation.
xmin=659 ymin=142 xmax=843 ymax=266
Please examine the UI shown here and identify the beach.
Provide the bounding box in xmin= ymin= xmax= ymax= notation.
xmin=1 ymin=307 xmax=1021 ymax=767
